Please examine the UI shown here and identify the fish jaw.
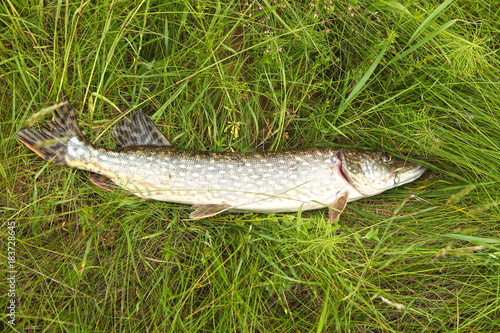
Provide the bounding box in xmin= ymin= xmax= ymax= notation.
xmin=340 ymin=149 xmax=426 ymax=197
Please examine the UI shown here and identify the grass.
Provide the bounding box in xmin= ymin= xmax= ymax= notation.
xmin=1 ymin=0 xmax=500 ymax=331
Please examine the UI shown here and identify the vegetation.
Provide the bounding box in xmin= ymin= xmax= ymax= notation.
xmin=1 ymin=0 xmax=499 ymax=331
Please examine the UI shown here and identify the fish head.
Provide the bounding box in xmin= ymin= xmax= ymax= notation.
xmin=339 ymin=149 xmax=426 ymax=197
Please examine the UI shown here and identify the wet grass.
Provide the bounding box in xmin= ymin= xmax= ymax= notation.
xmin=1 ymin=0 xmax=500 ymax=331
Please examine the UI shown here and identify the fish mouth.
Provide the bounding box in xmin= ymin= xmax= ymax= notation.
xmin=413 ymin=165 xmax=428 ymax=178
xmin=336 ymin=151 xmax=351 ymax=184
xmin=396 ymin=164 xmax=427 ymax=186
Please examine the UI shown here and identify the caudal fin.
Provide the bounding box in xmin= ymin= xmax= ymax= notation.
xmin=16 ymin=100 xmax=84 ymax=165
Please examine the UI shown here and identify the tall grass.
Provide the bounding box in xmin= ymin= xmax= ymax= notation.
xmin=1 ymin=0 xmax=499 ymax=331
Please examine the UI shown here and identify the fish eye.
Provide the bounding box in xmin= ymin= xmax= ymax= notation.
xmin=381 ymin=153 xmax=392 ymax=163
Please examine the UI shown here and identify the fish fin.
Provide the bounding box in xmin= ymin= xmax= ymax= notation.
xmin=189 ymin=204 xmax=231 ymax=219
xmin=89 ymin=173 xmax=133 ymax=196
xmin=112 ymin=110 xmax=172 ymax=148
xmin=16 ymin=100 xmax=84 ymax=165
xmin=89 ymin=173 xmax=119 ymax=192
xmin=51 ymin=99 xmax=84 ymax=139
xmin=328 ymin=192 xmax=349 ymax=224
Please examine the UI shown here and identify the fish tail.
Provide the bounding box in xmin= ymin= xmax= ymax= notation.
xmin=16 ymin=100 xmax=84 ymax=165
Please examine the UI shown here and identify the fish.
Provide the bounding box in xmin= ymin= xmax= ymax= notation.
xmin=16 ymin=100 xmax=427 ymax=222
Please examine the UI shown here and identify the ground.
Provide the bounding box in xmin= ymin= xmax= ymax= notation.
xmin=1 ymin=1 xmax=499 ymax=331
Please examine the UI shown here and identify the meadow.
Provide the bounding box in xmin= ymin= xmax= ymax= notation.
xmin=1 ymin=0 xmax=499 ymax=331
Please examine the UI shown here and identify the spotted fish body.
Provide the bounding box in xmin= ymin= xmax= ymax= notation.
xmin=67 ymin=143 xmax=360 ymax=213
xmin=17 ymin=100 xmax=427 ymax=221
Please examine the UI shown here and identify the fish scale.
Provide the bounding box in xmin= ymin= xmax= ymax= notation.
xmin=65 ymin=141 xmax=349 ymax=212
xmin=16 ymin=100 xmax=427 ymax=221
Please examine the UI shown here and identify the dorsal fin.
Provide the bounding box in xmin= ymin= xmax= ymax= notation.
xmin=112 ymin=110 xmax=172 ymax=148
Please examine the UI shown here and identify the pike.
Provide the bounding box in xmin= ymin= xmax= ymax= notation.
xmin=17 ymin=100 xmax=427 ymax=222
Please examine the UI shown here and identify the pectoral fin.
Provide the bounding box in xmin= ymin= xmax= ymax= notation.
xmin=189 ymin=204 xmax=232 ymax=219
xmin=328 ymin=192 xmax=349 ymax=223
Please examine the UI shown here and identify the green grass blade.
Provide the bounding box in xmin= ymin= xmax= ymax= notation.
xmin=338 ymin=33 xmax=394 ymax=115
xmin=390 ymin=19 xmax=456 ymax=64
xmin=409 ymin=0 xmax=455 ymax=43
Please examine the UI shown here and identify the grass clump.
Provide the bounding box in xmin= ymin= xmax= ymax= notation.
xmin=1 ymin=0 xmax=500 ymax=331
